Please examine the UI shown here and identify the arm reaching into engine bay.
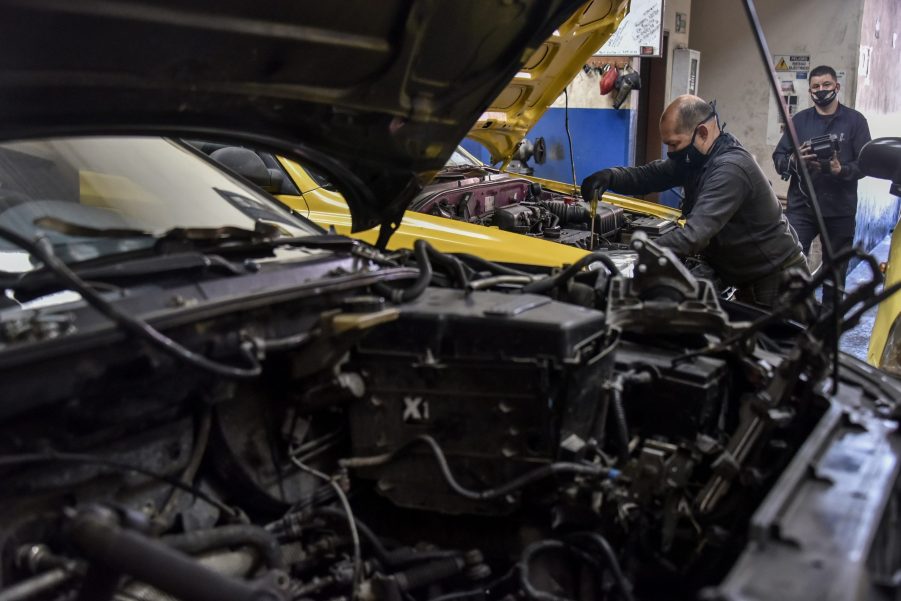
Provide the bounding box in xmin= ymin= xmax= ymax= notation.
xmin=653 ymin=159 xmax=749 ymax=257
xmin=581 ymin=160 xmax=682 ymax=200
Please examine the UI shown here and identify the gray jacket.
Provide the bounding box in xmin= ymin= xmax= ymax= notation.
xmin=606 ymin=133 xmax=803 ymax=286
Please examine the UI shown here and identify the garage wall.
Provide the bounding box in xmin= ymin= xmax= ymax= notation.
xmin=523 ymin=69 xmax=633 ymax=185
xmin=689 ymin=0 xmax=864 ymax=192
xmin=663 ymin=0 xmax=692 ymax=104
xmin=462 ymin=67 xmax=634 ymax=186
xmin=689 ymin=0 xmax=900 ymax=255
xmin=854 ymin=0 xmax=901 ymax=252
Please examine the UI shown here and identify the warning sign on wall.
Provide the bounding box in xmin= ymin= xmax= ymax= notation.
xmin=774 ymin=55 xmax=810 ymax=72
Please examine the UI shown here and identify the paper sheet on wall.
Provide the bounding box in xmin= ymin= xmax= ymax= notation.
xmin=595 ymin=0 xmax=663 ymax=57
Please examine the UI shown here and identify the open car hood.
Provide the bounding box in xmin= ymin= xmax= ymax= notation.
xmin=468 ymin=0 xmax=628 ymax=164
xmin=0 ymin=0 xmax=589 ymax=239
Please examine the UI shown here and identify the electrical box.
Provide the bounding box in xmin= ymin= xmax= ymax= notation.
xmin=671 ymin=49 xmax=701 ymax=100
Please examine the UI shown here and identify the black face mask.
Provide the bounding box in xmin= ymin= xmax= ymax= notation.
xmin=667 ymin=131 xmax=708 ymax=168
xmin=667 ymin=104 xmax=720 ymax=169
xmin=811 ymin=88 xmax=837 ymax=106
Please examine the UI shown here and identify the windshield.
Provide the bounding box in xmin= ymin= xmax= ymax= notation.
xmin=0 ymin=137 xmax=321 ymax=272
xmin=444 ymin=146 xmax=482 ymax=168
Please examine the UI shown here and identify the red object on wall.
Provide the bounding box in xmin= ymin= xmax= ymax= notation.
xmin=600 ymin=66 xmax=618 ymax=95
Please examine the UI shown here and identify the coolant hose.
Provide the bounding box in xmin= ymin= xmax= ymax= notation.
xmin=521 ymin=252 xmax=620 ymax=295
xmin=454 ymin=253 xmax=531 ymax=277
xmin=373 ymin=239 xmax=433 ymax=302
xmin=68 ymin=510 xmax=284 ymax=601
xmin=162 ymin=525 xmax=283 ymax=570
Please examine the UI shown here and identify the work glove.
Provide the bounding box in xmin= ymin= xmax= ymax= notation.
xmin=580 ymin=169 xmax=613 ymax=202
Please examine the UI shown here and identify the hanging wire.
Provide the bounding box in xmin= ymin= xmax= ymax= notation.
xmin=564 ymin=85 xmax=579 ymax=198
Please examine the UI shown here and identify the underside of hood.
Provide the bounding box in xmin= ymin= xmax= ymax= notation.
xmin=0 ymin=0 xmax=586 ymax=241
xmin=468 ymin=0 xmax=628 ymax=164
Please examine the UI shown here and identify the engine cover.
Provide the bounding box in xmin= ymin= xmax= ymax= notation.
xmin=347 ymin=288 xmax=611 ymax=514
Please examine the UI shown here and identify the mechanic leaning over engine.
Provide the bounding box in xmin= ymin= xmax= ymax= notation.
xmin=581 ymin=94 xmax=807 ymax=309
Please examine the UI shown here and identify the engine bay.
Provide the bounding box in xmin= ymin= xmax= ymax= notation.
xmin=411 ymin=169 xmax=676 ymax=250
xmin=0 ymin=232 xmax=890 ymax=601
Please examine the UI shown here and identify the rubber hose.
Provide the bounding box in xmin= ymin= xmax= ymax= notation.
xmin=426 ymin=245 xmax=469 ymax=287
xmin=518 ymin=541 xmax=578 ymax=601
xmin=609 ymin=375 xmax=631 ymax=465
xmin=521 ymin=252 xmax=620 ymax=295
xmin=543 ymin=200 xmax=591 ymax=225
xmin=454 ymin=253 xmax=530 ymax=277
xmin=162 ymin=525 xmax=283 ymax=570
xmin=372 ymin=239 xmax=433 ymax=302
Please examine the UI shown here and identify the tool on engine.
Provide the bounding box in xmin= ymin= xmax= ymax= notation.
xmin=589 ymin=190 xmax=599 ymax=250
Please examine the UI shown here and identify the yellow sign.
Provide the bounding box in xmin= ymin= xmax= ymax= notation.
xmin=774 ymin=54 xmax=810 ymax=72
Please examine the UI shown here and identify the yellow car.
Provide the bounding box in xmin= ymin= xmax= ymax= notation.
xmin=862 ymin=138 xmax=901 ymax=373
xmin=869 ymin=226 xmax=901 ymax=373
xmin=197 ymin=142 xmax=681 ymax=274
xmin=196 ymin=0 xmax=683 ymax=273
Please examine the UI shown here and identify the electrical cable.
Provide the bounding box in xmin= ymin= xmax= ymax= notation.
xmin=564 ymin=533 xmax=634 ymax=601
xmin=339 ymin=435 xmax=617 ymax=502
xmin=290 ymin=455 xmax=361 ymax=600
xmin=564 ymin=86 xmax=579 ymax=198
xmin=838 ymin=281 xmax=901 ymax=334
xmin=0 ymin=451 xmax=237 ymax=517
xmin=0 ymin=225 xmax=262 ymax=379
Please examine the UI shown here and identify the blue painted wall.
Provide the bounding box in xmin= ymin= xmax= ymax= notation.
xmin=463 ymin=106 xmax=686 ymax=208
xmin=463 ymin=107 xmax=633 ymax=185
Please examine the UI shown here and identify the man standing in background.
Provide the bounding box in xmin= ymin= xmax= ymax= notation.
xmin=773 ymin=65 xmax=871 ymax=300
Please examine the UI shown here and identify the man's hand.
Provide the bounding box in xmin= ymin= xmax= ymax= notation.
xmin=799 ymin=142 xmax=819 ymax=172
xmin=829 ymin=151 xmax=842 ymax=175
xmin=580 ymin=169 xmax=613 ymax=201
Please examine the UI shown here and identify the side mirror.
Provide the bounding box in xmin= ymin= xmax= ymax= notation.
xmin=859 ymin=137 xmax=901 ymax=196
xmin=209 ymin=147 xmax=285 ymax=194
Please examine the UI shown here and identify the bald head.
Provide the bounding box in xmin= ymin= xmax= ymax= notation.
xmin=659 ymin=94 xmax=720 ymax=158
xmin=662 ymin=95 xmax=715 ymax=134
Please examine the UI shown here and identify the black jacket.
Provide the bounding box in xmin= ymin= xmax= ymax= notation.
xmin=606 ymin=133 xmax=803 ymax=286
xmin=772 ymin=103 xmax=871 ymax=218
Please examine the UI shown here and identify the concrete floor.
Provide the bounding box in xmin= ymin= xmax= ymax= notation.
xmin=838 ymin=234 xmax=892 ymax=360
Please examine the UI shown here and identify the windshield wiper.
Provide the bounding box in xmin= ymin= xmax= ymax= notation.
xmin=0 ymin=252 xmax=247 ymax=298
xmin=0 ymin=218 xmax=358 ymax=296
xmin=32 ymin=215 xmax=356 ymax=256
xmin=35 ymin=215 xmax=281 ymax=245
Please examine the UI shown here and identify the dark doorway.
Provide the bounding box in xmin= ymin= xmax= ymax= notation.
xmin=635 ymin=32 xmax=669 ymax=201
